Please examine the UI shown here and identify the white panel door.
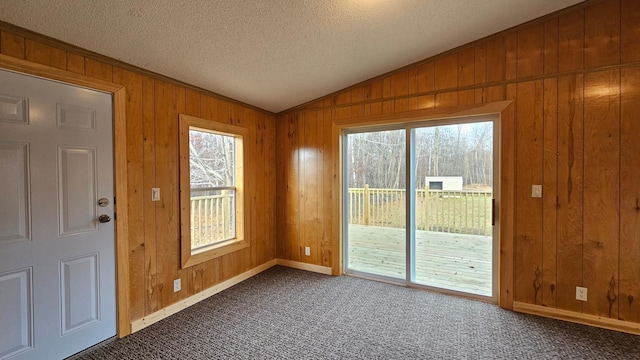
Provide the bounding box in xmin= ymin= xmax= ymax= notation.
xmin=0 ymin=69 xmax=115 ymax=360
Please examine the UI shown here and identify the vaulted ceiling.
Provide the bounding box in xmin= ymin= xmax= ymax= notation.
xmin=0 ymin=0 xmax=583 ymax=112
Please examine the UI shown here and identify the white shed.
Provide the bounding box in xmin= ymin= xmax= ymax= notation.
xmin=424 ymin=176 xmax=463 ymax=191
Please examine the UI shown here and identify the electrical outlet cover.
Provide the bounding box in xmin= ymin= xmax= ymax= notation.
xmin=173 ymin=278 xmax=181 ymax=292
xmin=576 ymin=286 xmax=587 ymax=301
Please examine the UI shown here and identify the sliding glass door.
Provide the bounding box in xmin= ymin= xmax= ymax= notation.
xmin=344 ymin=129 xmax=406 ymax=279
xmin=413 ymin=122 xmax=494 ymax=296
xmin=344 ymin=118 xmax=496 ymax=299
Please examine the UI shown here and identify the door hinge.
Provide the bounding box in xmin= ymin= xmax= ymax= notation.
xmin=113 ymin=196 xmax=116 ymax=205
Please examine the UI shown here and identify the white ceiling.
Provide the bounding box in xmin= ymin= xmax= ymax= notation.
xmin=0 ymin=0 xmax=583 ymax=113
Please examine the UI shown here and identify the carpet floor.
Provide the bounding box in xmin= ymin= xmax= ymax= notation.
xmin=77 ymin=266 xmax=640 ymax=359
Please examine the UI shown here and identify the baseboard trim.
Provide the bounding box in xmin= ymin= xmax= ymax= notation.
xmin=276 ymin=259 xmax=332 ymax=275
xmin=129 ymin=258 xmax=331 ymax=334
xmin=130 ymin=259 xmax=278 ymax=333
xmin=513 ymin=301 xmax=640 ymax=336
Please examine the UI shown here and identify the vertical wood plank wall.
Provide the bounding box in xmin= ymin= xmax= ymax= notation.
xmin=276 ymin=0 xmax=640 ymax=323
xmin=0 ymin=25 xmax=277 ymax=323
xmin=2 ymin=0 xmax=640 ymax=334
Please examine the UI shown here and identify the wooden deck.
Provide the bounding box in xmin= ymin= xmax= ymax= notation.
xmin=347 ymin=224 xmax=493 ymax=296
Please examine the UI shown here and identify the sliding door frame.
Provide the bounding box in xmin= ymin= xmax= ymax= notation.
xmin=342 ymin=116 xmax=499 ymax=302
xmin=332 ymin=100 xmax=515 ymax=309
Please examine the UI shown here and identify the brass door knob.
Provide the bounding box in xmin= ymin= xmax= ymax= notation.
xmin=98 ymin=214 xmax=111 ymax=223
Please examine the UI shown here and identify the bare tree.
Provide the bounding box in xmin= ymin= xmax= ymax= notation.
xmin=347 ymin=122 xmax=493 ymax=189
xmin=189 ymin=130 xmax=235 ymax=188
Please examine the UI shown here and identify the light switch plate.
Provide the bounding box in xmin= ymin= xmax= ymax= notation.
xmin=531 ymin=185 xmax=542 ymax=198
xmin=152 ymin=188 xmax=160 ymax=201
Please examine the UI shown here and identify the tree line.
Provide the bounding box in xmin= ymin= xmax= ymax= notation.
xmin=347 ymin=122 xmax=493 ymax=189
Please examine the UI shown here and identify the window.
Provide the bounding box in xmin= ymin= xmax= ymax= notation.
xmin=179 ymin=114 xmax=247 ymax=268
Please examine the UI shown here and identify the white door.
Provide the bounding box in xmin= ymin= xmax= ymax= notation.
xmin=0 ymin=69 xmax=116 ymax=360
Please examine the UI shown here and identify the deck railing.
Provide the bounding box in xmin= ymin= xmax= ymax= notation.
xmin=190 ymin=186 xmax=492 ymax=244
xmin=348 ymin=185 xmax=493 ymax=236
xmin=190 ymin=192 xmax=233 ymax=249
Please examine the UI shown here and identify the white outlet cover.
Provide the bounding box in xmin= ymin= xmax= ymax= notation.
xmin=305 ymin=247 xmax=310 ymax=256
xmin=173 ymin=278 xmax=181 ymax=292
xmin=576 ymin=286 xmax=587 ymax=301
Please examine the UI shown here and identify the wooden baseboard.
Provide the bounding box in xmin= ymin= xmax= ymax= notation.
xmin=276 ymin=259 xmax=333 ymax=275
xmin=129 ymin=258 xmax=332 ymax=334
xmin=130 ymin=259 xmax=278 ymax=333
xmin=513 ymin=301 xmax=640 ymax=336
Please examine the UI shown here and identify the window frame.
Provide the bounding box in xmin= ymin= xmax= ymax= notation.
xmin=179 ymin=114 xmax=248 ymax=268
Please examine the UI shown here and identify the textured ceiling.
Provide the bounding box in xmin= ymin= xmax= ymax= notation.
xmin=0 ymin=0 xmax=583 ymax=113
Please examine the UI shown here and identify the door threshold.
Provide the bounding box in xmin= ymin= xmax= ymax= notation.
xmin=345 ymin=269 xmax=496 ymax=304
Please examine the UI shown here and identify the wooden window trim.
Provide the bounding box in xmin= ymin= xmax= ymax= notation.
xmin=179 ymin=114 xmax=248 ymax=268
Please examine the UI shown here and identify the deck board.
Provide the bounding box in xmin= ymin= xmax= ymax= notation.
xmin=347 ymin=224 xmax=493 ymax=296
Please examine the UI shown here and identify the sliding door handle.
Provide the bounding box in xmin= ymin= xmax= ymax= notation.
xmin=491 ymin=199 xmax=496 ymax=226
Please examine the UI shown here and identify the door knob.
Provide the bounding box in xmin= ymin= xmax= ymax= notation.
xmin=98 ymin=214 xmax=111 ymax=223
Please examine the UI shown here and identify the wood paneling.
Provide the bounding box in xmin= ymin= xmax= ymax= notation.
xmin=155 ymin=80 xmax=179 ymax=308
xmin=285 ymin=114 xmax=300 ymax=261
xmin=500 ymin=97 xmax=516 ymax=309
xmin=435 ymin=91 xmax=458 ymax=108
xmin=542 ymin=77 xmax=558 ymax=308
xmin=583 ymin=70 xmax=620 ymax=318
xmin=505 ymin=33 xmax=517 ymax=80
xmin=543 ymin=19 xmax=559 ymax=75
xmin=276 ymin=0 xmax=640 ymax=333
xmin=558 ymin=9 xmax=584 ymax=72
xmin=474 ymin=44 xmax=486 ymax=85
xmin=514 ymin=80 xmax=544 ymax=305
xmin=585 ymin=0 xmax=620 ymax=68
xmin=0 ymin=31 xmax=25 ymax=58
xmin=621 ymin=0 xmax=640 ymax=63
xmin=85 ymin=58 xmax=113 ymax=82
xmin=301 ymin=110 xmax=321 ymax=263
xmin=458 ymin=47 xmax=475 ymax=87
xmin=485 ymin=37 xmax=505 ymax=83
xmin=66 ymin=53 xmax=85 ymax=74
xmin=113 ymin=68 xmax=145 ymax=320
xmin=435 ymin=54 xmax=458 ymax=90
xmin=517 ymin=23 xmax=544 ymax=78
xmin=2 ymin=0 xmax=637 ymax=336
xmin=619 ymin=67 xmax=640 ymax=323
xmin=25 ymin=39 xmax=66 ymax=69
xmin=322 ymin=109 xmax=333 ymax=267
xmin=556 ymin=74 xmax=584 ymax=313
xmin=417 ymin=62 xmax=435 ymax=93
xmin=0 ymin=23 xmax=277 ymax=333
xmin=142 ymin=76 xmax=158 ymax=315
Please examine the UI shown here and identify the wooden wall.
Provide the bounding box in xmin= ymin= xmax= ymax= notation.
xmin=276 ymin=0 xmax=640 ymax=325
xmin=2 ymin=0 xmax=640 ymax=335
xmin=0 ymin=24 xmax=277 ymax=324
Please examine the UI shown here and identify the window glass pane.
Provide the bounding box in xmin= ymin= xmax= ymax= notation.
xmin=190 ymin=189 xmax=235 ymax=250
xmin=189 ymin=128 xmax=236 ymax=249
xmin=345 ymin=129 xmax=406 ymax=279
xmin=189 ymin=129 xmax=235 ymax=188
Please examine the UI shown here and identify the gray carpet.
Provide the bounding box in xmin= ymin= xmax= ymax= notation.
xmin=77 ymin=266 xmax=640 ymax=359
